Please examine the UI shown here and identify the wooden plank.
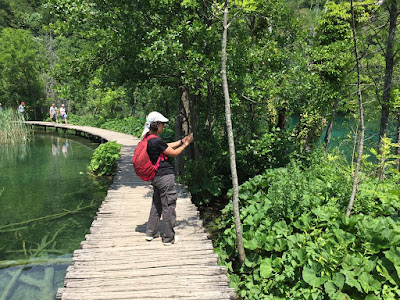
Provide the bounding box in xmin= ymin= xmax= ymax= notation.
xmin=59 ymin=290 xmax=236 ymax=300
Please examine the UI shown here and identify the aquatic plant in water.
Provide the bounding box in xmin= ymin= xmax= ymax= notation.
xmin=0 ymin=108 xmax=31 ymax=145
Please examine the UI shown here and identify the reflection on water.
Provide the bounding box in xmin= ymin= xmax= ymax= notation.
xmin=0 ymin=142 xmax=30 ymax=164
xmin=0 ymin=129 xmax=112 ymax=300
xmin=51 ymin=138 xmax=69 ymax=157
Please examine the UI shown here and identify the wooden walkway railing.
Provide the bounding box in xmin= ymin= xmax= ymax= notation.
xmin=26 ymin=122 xmax=236 ymax=300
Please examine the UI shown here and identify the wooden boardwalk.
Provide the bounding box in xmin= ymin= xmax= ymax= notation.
xmin=26 ymin=122 xmax=236 ymax=300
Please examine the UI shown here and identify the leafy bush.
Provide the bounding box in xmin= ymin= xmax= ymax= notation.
xmin=183 ymin=127 xmax=232 ymax=206
xmin=67 ymin=115 xmax=145 ymax=138
xmin=236 ymin=128 xmax=297 ymax=181
xmin=100 ymin=116 xmax=144 ymax=137
xmin=88 ymin=141 xmax=121 ymax=176
xmin=215 ymin=152 xmax=400 ymax=299
xmin=67 ymin=114 xmax=102 ymax=127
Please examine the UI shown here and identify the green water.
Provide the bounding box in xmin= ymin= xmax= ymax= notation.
xmin=0 ymin=128 xmax=111 ymax=300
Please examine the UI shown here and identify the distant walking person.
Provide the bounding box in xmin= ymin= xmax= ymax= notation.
xmin=0 ymin=103 xmax=2 ymax=112
xmin=60 ymin=104 xmax=68 ymax=124
xmin=18 ymin=102 xmax=25 ymax=120
xmin=142 ymin=111 xmax=193 ymax=246
xmin=49 ymin=103 xmax=58 ymax=124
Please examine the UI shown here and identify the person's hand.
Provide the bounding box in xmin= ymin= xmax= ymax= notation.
xmin=182 ymin=133 xmax=193 ymax=146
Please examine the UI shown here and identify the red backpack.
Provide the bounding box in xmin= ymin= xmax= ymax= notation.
xmin=132 ymin=134 xmax=167 ymax=181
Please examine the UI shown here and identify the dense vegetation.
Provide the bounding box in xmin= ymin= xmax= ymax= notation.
xmin=1 ymin=0 xmax=400 ymax=298
xmin=0 ymin=108 xmax=31 ymax=145
xmin=88 ymin=141 xmax=122 ymax=177
xmin=216 ymin=150 xmax=400 ymax=299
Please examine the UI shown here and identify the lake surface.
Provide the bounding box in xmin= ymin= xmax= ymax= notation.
xmin=0 ymin=128 xmax=111 ymax=300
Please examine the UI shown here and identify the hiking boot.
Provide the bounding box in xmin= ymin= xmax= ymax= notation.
xmin=145 ymin=232 xmax=160 ymax=241
xmin=163 ymin=235 xmax=179 ymax=246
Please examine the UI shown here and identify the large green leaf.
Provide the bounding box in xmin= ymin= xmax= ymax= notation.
xmin=384 ymin=247 xmax=400 ymax=278
xmin=358 ymin=272 xmax=381 ymax=293
xmin=302 ymin=264 xmax=329 ymax=287
xmin=260 ymin=258 xmax=273 ymax=278
xmin=324 ymin=281 xmax=337 ymax=296
xmin=341 ymin=270 xmax=363 ymax=292
xmin=332 ymin=273 xmax=345 ymax=289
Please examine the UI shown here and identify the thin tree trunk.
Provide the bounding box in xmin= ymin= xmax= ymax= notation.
xmin=324 ymin=98 xmax=339 ymax=151
xmin=221 ymin=0 xmax=245 ymax=264
xmin=248 ymin=16 xmax=256 ymax=136
xmin=346 ymin=0 xmax=366 ymax=218
xmin=49 ymin=30 xmax=56 ymax=101
xmin=175 ymin=88 xmax=191 ymax=176
xmin=378 ymin=0 xmax=397 ymax=151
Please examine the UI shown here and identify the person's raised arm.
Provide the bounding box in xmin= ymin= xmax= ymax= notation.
xmin=164 ymin=133 xmax=193 ymax=157
xmin=168 ymin=139 xmax=184 ymax=149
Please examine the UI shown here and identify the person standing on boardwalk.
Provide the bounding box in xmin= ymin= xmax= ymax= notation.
xmin=18 ymin=102 xmax=24 ymax=113
xmin=49 ymin=103 xmax=58 ymax=124
xmin=60 ymin=104 xmax=68 ymax=124
xmin=142 ymin=111 xmax=194 ymax=246
xmin=18 ymin=102 xmax=25 ymax=119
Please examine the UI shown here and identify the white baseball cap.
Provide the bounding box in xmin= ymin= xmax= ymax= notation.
xmin=140 ymin=111 xmax=169 ymax=138
xmin=146 ymin=111 xmax=169 ymax=123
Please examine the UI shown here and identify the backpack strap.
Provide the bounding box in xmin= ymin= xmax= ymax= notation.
xmin=143 ymin=133 xmax=158 ymax=141
xmin=144 ymin=134 xmax=168 ymax=165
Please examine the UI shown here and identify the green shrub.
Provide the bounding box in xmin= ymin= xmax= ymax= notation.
xmin=100 ymin=116 xmax=144 ymax=137
xmin=215 ymin=152 xmax=400 ymax=299
xmin=88 ymin=141 xmax=121 ymax=176
xmin=66 ymin=114 xmax=102 ymax=127
xmin=66 ymin=115 xmax=145 ymax=138
xmin=236 ymin=128 xmax=297 ymax=181
xmin=183 ymin=127 xmax=232 ymax=206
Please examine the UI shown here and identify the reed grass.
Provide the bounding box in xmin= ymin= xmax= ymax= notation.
xmin=0 ymin=108 xmax=31 ymax=145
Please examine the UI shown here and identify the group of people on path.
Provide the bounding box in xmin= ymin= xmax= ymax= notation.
xmin=49 ymin=103 xmax=68 ymax=124
xmin=0 ymin=102 xmax=68 ymax=126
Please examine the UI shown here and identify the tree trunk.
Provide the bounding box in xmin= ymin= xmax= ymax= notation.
xmin=221 ymin=0 xmax=245 ymax=264
xmin=324 ymin=98 xmax=339 ymax=151
xmin=48 ymin=30 xmax=56 ymax=102
xmin=276 ymin=107 xmax=288 ymax=130
xmin=346 ymin=0 xmax=366 ymax=218
xmin=248 ymin=16 xmax=256 ymax=136
xmin=378 ymin=0 xmax=397 ymax=151
xmin=189 ymin=92 xmax=200 ymax=160
xmin=175 ymin=88 xmax=191 ymax=176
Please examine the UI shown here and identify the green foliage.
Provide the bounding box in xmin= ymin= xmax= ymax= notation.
xmin=100 ymin=117 xmax=144 ymax=138
xmin=0 ymin=107 xmax=31 ymax=145
xmin=86 ymin=76 xmax=130 ymax=119
xmin=0 ymin=28 xmax=45 ymax=112
xmin=66 ymin=115 xmax=144 ymax=138
xmin=237 ymin=128 xmax=296 ymax=179
xmin=183 ymin=127 xmax=231 ymax=205
xmin=369 ymin=136 xmax=400 ymax=179
xmin=88 ymin=141 xmax=121 ymax=177
xmin=215 ymin=151 xmax=400 ymax=299
xmin=0 ymin=0 xmax=13 ymax=29
xmin=355 ymin=174 xmax=400 ymax=217
xmin=66 ymin=114 xmax=100 ymax=127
